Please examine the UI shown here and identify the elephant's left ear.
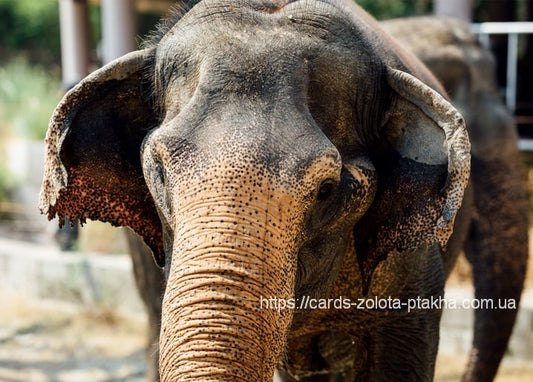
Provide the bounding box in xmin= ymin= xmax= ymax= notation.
xmin=386 ymin=67 xmax=470 ymax=245
xmin=39 ymin=49 xmax=165 ymax=265
xmin=356 ymin=67 xmax=470 ymax=267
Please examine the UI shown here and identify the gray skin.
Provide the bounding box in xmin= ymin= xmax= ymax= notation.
xmin=382 ymin=17 xmax=529 ymax=382
xmin=126 ymin=17 xmax=530 ymax=382
xmin=40 ymin=1 xmax=471 ymax=381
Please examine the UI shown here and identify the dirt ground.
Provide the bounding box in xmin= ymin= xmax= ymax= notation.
xmin=1 ymin=291 xmax=533 ymax=382
xmin=1 ymin=223 xmax=532 ymax=382
xmin=435 ymin=354 xmax=533 ymax=382
xmin=0 ymin=293 xmax=147 ymax=382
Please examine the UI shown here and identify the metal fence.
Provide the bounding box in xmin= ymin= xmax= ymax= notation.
xmin=472 ymin=22 xmax=533 ymax=150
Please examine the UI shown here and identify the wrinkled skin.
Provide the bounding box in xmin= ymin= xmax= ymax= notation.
xmin=382 ymin=17 xmax=529 ymax=382
xmin=40 ymin=1 xmax=472 ymax=381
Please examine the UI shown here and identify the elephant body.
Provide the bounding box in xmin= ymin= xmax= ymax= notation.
xmin=39 ymin=1 xmax=524 ymax=381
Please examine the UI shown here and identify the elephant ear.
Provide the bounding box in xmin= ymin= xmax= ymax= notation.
xmin=354 ymin=67 xmax=470 ymax=290
xmin=39 ymin=49 xmax=165 ymax=266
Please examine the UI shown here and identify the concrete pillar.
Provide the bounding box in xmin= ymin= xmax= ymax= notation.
xmin=434 ymin=0 xmax=472 ymax=21
xmin=59 ymin=0 xmax=90 ymax=89
xmin=101 ymin=0 xmax=137 ymax=64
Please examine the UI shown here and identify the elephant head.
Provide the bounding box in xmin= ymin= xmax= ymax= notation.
xmin=40 ymin=0 xmax=470 ymax=380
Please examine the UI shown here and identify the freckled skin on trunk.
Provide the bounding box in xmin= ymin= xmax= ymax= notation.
xmin=157 ymin=162 xmax=306 ymax=381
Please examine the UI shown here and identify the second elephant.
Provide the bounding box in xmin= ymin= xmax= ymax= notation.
xmin=382 ymin=16 xmax=529 ymax=382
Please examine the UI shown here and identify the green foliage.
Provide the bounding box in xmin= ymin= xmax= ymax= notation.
xmin=0 ymin=0 xmax=60 ymax=64
xmin=89 ymin=5 xmax=103 ymax=55
xmin=0 ymin=164 xmax=14 ymax=219
xmin=0 ymin=57 xmax=60 ymax=140
xmin=0 ymin=165 xmax=12 ymax=201
xmin=0 ymin=0 xmax=151 ymax=67
xmin=355 ymin=0 xmax=433 ymax=19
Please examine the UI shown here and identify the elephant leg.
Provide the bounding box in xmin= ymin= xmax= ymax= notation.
xmin=125 ymin=229 xmax=166 ymax=382
xmin=366 ymin=311 xmax=442 ymax=382
xmin=363 ymin=245 xmax=445 ymax=382
xmin=462 ymin=157 xmax=528 ymax=382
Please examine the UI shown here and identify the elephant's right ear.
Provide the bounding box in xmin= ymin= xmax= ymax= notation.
xmin=39 ymin=49 xmax=165 ymax=266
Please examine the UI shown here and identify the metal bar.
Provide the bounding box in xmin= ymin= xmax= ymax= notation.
xmin=471 ymin=23 xmax=533 ymax=151
xmin=434 ymin=0 xmax=472 ymax=21
xmin=101 ymin=0 xmax=137 ymax=64
xmin=518 ymin=139 xmax=533 ymax=151
xmin=506 ymin=33 xmax=518 ymax=112
xmin=478 ymin=33 xmax=490 ymax=49
xmin=472 ymin=22 xmax=533 ymax=35
xmin=59 ymin=0 xmax=90 ymax=89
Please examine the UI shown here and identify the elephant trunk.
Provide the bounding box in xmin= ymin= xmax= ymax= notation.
xmin=159 ymin=191 xmax=298 ymax=381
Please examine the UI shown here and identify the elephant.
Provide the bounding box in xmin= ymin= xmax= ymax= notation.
xmin=382 ymin=17 xmax=529 ymax=382
xmin=39 ymin=0 xmax=473 ymax=380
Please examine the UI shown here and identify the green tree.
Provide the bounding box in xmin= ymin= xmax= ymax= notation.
xmin=356 ymin=0 xmax=433 ymax=19
xmin=0 ymin=58 xmax=60 ymax=140
xmin=0 ymin=0 xmax=60 ymax=64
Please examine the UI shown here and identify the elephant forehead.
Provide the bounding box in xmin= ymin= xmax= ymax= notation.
xmin=152 ymin=0 xmax=385 ymax=157
xmin=155 ymin=0 xmax=371 ymax=78
xmin=161 ymin=0 xmax=353 ymax=42
xmin=157 ymin=18 xmax=312 ymax=87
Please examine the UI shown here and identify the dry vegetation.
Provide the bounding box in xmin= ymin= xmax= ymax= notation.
xmin=0 ymin=293 xmax=147 ymax=382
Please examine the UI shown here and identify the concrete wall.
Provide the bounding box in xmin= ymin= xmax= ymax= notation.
xmin=0 ymin=238 xmax=144 ymax=315
xmin=2 ymin=139 xmax=53 ymax=237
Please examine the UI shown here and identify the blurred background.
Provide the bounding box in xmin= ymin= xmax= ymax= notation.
xmin=0 ymin=0 xmax=533 ymax=381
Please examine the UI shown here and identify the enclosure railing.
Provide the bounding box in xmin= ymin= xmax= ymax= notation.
xmin=472 ymin=22 xmax=533 ymax=150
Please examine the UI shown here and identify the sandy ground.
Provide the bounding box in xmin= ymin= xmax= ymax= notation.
xmin=1 ymin=292 xmax=532 ymax=382
xmin=435 ymin=354 xmax=533 ymax=382
xmin=1 ymin=224 xmax=532 ymax=382
xmin=0 ymin=293 xmax=148 ymax=382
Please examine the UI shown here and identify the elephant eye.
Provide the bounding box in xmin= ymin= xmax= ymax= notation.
xmin=152 ymin=160 xmax=167 ymax=203
xmin=317 ymin=180 xmax=336 ymax=201
xmin=152 ymin=159 xmax=173 ymax=220
xmin=155 ymin=161 xmax=165 ymax=186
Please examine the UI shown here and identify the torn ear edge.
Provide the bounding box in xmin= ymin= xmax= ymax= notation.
xmin=385 ymin=67 xmax=471 ymax=247
xmin=39 ymin=49 xmax=166 ymax=267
